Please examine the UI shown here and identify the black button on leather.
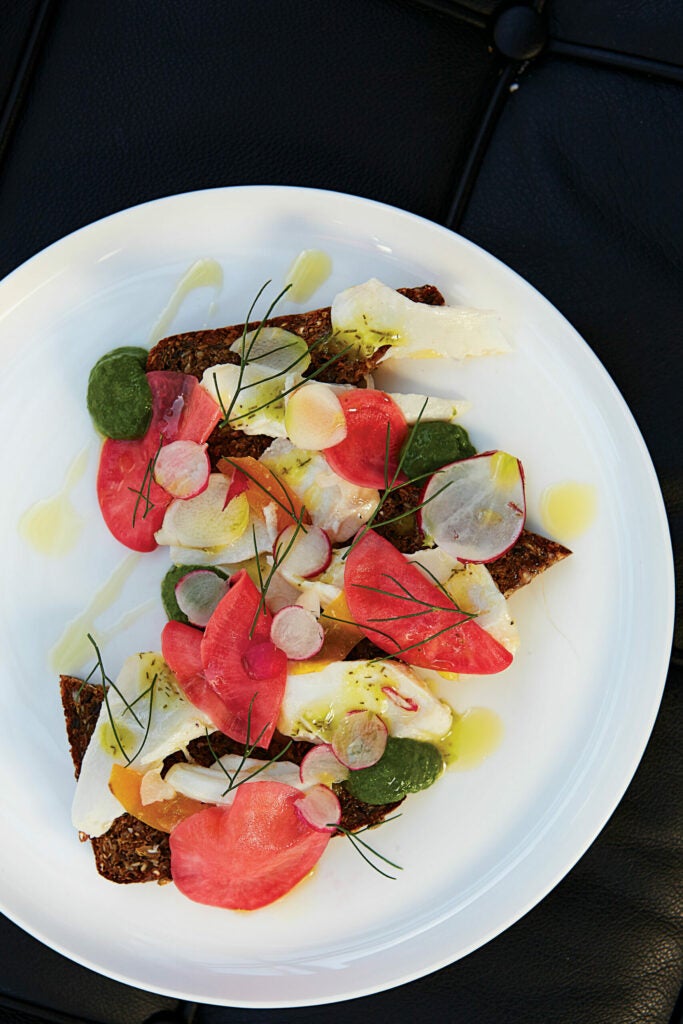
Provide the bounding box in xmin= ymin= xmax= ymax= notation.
xmin=493 ymin=6 xmax=547 ymax=60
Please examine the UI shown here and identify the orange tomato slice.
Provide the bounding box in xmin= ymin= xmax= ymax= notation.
xmin=109 ymin=763 xmax=206 ymax=833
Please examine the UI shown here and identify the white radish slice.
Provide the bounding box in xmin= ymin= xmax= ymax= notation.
xmin=270 ymin=605 xmax=324 ymax=660
xmin=263 ymin=569 xmax=301 ymax=614
xmin=275 ymin=523 xmax=332 ymax=582
xmin=175 ymin=570 xmax=231 ymax=628
xmin=419 ymin=451 xmax=526 ymax=563
xmin=284 ymin=382 xmax=347 ymax=449
xmin=331 ymin=710 xmax=388 ymax=770
xmin=153 ymin=440 xmax=210 ymax=499
xmin=230 ymin=326 xmax=311 ymax=374
xmin=294 ymin=784 xmax=341 ymax=833
xmin=299 ymin=744 xmax=350 ymax=787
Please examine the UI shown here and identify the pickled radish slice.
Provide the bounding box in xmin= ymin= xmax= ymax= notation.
xmin=270 ymin=605 xmax=324 ymax=659
xmin=382 ymin=686 xmax=418 ymax=712
xmin=295 ymin=785 xmax=341 ymax=833
xmin=420 ymin=451 xmax=526 ymax=562
xmin=299 ymin=744 xmax=350 ymax=787
xmin=175 ymin=570 xmax=231 ymax=628
xmin=169 ymin=781 xmax=332 ymax=910
xmin=284 ymin=382 xmax=347 ymax=449
xmin=153 ymin=440 xmax=210 ymax=499
xmin=324 ymin=390 xmax=409 ymax=489
xmin=331 ymin=710 xmax=388 ymax=770
xmin=275 ymin=524 xmax=332 ymax=582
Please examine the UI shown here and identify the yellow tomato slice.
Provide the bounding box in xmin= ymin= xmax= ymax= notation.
xmin=109 ymin=763 xmax=206 ymax=833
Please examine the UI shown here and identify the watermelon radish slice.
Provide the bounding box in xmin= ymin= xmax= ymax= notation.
xmin=169 ymin=780 xmax=332 ymax=910
xmin=153 ymin=440 xmax=210 ymax=499
xmin=331 ymin=710 xmax=388 ymax=770
xmin=344 ymin=531 xmax=513 ymax=675
xmin=161 ymin=620 xmax=235 ymax=737
xmin=323 ymin=390 xmax=409 ymax=489
xmin=97 ymin=371 xmax=221 ymax=552
xmin=299 ymin=744 xmax=350 ymax=787
xmin=294 ymin=784 xmax=341 ymax=833
xmin=275 ymin=524 xmax=332 ymax=582
xmin=200 ymin=570 xmax=287 ymax=748
xmin=419 ymin=451 xmax=526 ymax=563
xmin=175 ymin=570 xmax=231 ymax=628
xmin=270 ymin=605 xmax=325 ymax=659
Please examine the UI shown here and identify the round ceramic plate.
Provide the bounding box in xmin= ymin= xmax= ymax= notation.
xmin=0 ymin=186 xmax=674 ymax=1007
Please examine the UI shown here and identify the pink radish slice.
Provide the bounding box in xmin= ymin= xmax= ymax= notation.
xmin=295 ymin=785 xmax=342 ymax=833
xmin=153 ymin=440 xmax=210 ymax=499
xmin=174 ymin=570 xmax=231 ymax=628
xmin=331 ymin=710 xmax=388 ymax=770
xmin=300 ymin=744 xmax=350 ymax=787
xmin=419 ymin=451 xmax=526 ymax=563
xmin=382 ymin=686 xmax=418 ymax=712
xmin=270 ymin=605 xmax=324 ymax=660
xmin=275 ymin=523 xmax=332 ymax=582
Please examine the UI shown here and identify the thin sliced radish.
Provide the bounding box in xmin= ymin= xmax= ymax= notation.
xmin=284 ymin=382 xmax=347 ymax=449
xmin=382 ymin=686 xmax=418 ymax=712
xmin=331 ymin=710 xmax=388 ymax=770
xmin=419 ymin=451 xmax=525 ymax=563
xmin=270 ymin=605 xmax=324 ymax=660
xmin=275 ymin=523 xmax=332 ymax=582
xmin=174 ymin=570 xmax=231 ymax=628
xmin=299 ymin=744 xmax=350 ymax=787
xmin=153 ymin=440 xmax=210 ymax=499
xmin=295 ymin=785 xmax=341 ymax=833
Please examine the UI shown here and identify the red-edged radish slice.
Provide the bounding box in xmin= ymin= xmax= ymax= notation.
xmin=331 ymin=710 xmax=388 ymax=770
xmin=300 ymin=744 xmax=350 ymax=787
xmin=153 ymin=440 xmax=210 ymax=499
xmin=323 ymin=390 xmax=409 ymax=489
xmin=382 ymin=686 xmax=418 ymax=712
xmin=270 ymin=605 xmax=324 ymax=660
xmin=169 ymin=781 xmax=332 ymax=910
xmin=295 ymin=785 xmax=341 ymax=833
xmin=284 ymin=382 xmax=347 ymax=449
xmin=174 ymin=570 xmax=231 ymax=628
xmin=275 ymin=523 xmax=332 ymax=582
xmin=420 ymin=451 xmax=526 ymax=563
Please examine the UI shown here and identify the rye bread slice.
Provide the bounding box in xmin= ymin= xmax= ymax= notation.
xmin=59 ymin=676 xmax=401 ymax=885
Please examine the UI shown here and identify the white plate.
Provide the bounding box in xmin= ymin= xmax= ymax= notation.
xmin=0 ymin=186 xmax=674 ymax=1007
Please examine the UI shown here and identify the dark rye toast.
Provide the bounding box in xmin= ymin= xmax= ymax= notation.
xmin=60 ymin=676 xmax=402 ymax=884
xmin=62 ymin=284 xmax=569 ymax=886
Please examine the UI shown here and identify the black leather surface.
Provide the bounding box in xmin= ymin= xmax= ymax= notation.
xmin=0 ymin=1 xmax=681 ymax=1022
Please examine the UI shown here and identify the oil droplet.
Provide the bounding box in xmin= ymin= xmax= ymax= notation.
xmin=19 ymin=448 xmax=89 ymax=556
xmin=148 ymin=258 xmax=224 ymax=344
xmin=285 ymin=249 xmax=332 ymax=304
xmin=539 ymin=481 xmax=597 ymax=541
xmin=441 ymin=707 xmax=503 ymax=770
xmin=49 ymin=553 xmax=140 ymax=672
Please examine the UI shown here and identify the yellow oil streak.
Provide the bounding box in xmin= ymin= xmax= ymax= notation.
xmin=540 ymin=481 xmax=597 ymax=542
xmin=440 ymin=707 xmax=503 ymax=770
xmin=285 ymin=250 xmax=332 ymax=304
xmin=148 ymin=258 xmax=224 ymax=344
xmin=19 ymin=448 xmax=89 ymax=556
xmin=49 ymin=553 xmax=140 ymax=672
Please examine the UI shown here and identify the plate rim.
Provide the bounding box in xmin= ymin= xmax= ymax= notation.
xmin=0 ymin=184 xmax=675 ymax=1008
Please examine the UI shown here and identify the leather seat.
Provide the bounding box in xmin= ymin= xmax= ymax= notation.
xmin=0 ymin=2 xmax=680 ymax=1021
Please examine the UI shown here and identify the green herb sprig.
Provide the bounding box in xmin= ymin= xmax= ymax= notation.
xmin=128 ymin=433 xmax=164 ymax=527
xmin=331 ymin=815 xmax=403 ymax=880
xmin=203 ymin=696 xmax=292 ymax=797
xmin=86 ymin=634 xmax=156 ymax=764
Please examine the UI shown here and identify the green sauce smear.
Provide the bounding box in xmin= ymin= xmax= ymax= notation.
xmin=401 ymin=421 xmax=476 ymax=479
xmin=343 ymin=736 xmax=444 ymax=805
xmin=87 ymin=347 xmax=152 ymax=439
